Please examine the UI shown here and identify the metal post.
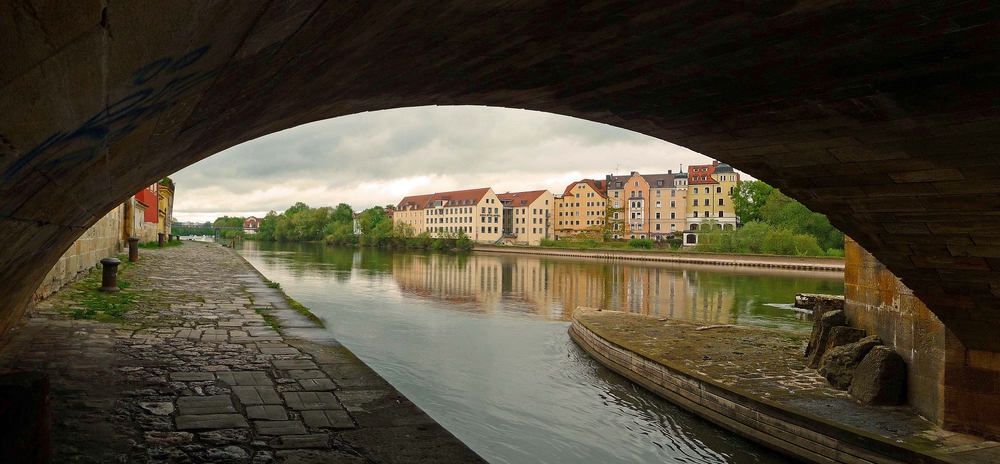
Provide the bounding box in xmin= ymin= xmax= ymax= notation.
xmin=158 ymin=232 xmax=165 ymax=247
xmin=99 ymin=258 xmax=121 ymax=292
xmin=128 ymin=237 xmax=139 ymax=263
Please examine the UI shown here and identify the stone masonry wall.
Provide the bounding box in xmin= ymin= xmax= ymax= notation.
xmin=33 ymin=205 xmax=124 ymax=300
xmin=845 ymin=237 xmax=1000 ymax=439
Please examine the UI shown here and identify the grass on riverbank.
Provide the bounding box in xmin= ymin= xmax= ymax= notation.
xmin=258 ymin=279 xmax=325 ymax=328
xmin=139 ymin=240 xmax=184 ymax=249
xmin=57 ymin=257 xmax=140 ymax=321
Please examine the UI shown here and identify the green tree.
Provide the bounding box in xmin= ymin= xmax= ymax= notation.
xmin=732 ymin=180 xmax=774 ymax=224
xmin=331 ymin=203 xmax=354 ymax=224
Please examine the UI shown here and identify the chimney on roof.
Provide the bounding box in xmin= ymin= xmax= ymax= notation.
xmin=606 ymin=174 xmax=612 ymax=185
xmin=631 ymin=171 xmax=638 ymax=176
xmin=713 ymin=160 xmax=719 ymax=166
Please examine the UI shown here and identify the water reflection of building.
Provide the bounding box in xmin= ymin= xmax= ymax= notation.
xmin=393 ymin=253 xmax=748 ymax=324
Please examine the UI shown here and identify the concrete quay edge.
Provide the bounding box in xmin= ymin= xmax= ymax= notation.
xmin=568 ymin=309 xmax=994 ymax=464
xmin=476 ymin=245 xmax=845 ymax=272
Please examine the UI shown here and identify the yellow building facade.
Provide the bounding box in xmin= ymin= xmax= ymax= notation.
xmin=684 ymin=161 xmax=740 ymax=244
xmin=157 ymin=178 xmax=175 ymax=235
xmin=554 ymin=179 xmax=607 ymax=239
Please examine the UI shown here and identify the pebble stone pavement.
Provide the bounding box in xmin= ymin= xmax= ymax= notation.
xmin=0 ymin=243 xmax=485 ymax=463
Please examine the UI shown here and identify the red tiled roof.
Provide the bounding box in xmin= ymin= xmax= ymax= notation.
xmin=398 ymin=188 xmax=493 ymax=210
xmin=397 ymin=193 xmax=433 ymax=210
xmin=688 ymin=161 xmax=720 ymax=184
xmin=426 ymin=188 xmax=492 ymax=208
xmin=497 ymin=190 xmax=548 ymax=206
xmin=561 ymin=179 xmax=607 ymax=197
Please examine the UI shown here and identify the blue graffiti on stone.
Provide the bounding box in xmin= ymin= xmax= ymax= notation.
xmin=4 ymin=45 xmax=215 ymax=184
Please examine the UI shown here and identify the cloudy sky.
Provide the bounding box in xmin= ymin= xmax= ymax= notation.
xmin=171 ymin=106 xmax=734 ymax=223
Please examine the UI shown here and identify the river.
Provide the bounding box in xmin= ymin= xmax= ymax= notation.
xmin=234 ymin=241 xmax=843 ymax=464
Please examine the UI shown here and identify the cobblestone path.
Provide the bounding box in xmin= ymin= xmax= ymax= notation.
xmin=0 ymin=243 xmax=484 ymax=463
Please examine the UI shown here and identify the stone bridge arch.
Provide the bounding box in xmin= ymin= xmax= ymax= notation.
xmin=3 ymin=1 xmax=1000 ymax=355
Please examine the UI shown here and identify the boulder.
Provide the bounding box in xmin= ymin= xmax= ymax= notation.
xmin=806 ymin=310 xmax=848 ymax=368
xmin=849 ymin=346 xmax=907 ymax=405
xmin=818 ymin=335 xmax=883 ymax=390
xmin=824 ymin=326 xmax=866 ymax=352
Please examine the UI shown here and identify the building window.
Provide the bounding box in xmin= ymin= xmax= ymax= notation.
xmin=693 ymin=211 xmax=699 ymax=218
xmin=655 ymin=212 xmax=661 ymax=219
xmin=704 ymin=211 xmax=710 ymax=217
xmin=670 ymin=201 xmax=675 ymax=208
xmin=614 ymin=201 xmax=619 ymax=207
xmin=717 ymin=186 xmax=722 ymax=194
xmin=693 ymin=187 xmax=699 ymax=194
xmin=670 ymin=212 xmax=675 ymax=219
xmin=719 ymin=198 xmax=724 ymax=206
xmin=655 ymin=224 xmax=661 ymax=230
xmin=634 ymin=181 xmax=639 ymax=186
xmin=655 ymin=201 xmax=661 ymax=208
xmin=719 ymin=211 xmax=724 ymax=218
xmin=614 ymin=191 xmax=619 ymax=197
xmin=656 ymin=190 xmax=661 ymax=197
xmin=671 ymin=190 xmax=676 ymax=197
xmin=693 ymin=199 xmax=699 ymax=206
xmin=670 ymin=224 xmax=676 ymax=231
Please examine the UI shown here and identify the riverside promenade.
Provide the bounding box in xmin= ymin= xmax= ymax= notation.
xmin=0 ymin=243 xmax=484 ymax=463
xmin=570 ymin=308 xmax=1000 ymax=464
xmin=476 ymin=245 xmax=845 ymax=272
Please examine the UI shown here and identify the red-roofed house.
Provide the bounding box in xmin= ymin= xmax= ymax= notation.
xmin=497 ymin=190 xmax=554 ymax=245
xmin=243 ymin=217 xmax=260 ymax=234
xmin=395 ymin=188 xmax=503 ymax=243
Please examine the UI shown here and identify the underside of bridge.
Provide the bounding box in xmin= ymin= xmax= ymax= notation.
xmin=3 ymin=0 xmax=1000 ymax=437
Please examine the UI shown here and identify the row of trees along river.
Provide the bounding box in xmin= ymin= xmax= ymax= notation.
xmin=173 ymin=180 xmax=843 ymax=257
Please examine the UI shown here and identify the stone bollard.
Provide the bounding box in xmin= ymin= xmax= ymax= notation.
xmin=0 ymin=372 xmax=51 ymax=463
xmin=158 ymin=232 xmax=165 ymax=247
xmin=127 ymin=237 xmax=139 ymax=263
xmin=99 ymin=258 xmax=121 ymax=292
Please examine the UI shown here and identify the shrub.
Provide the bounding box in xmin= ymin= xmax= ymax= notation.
xmin=455 ymin=231 xmax=474 ymax=251
xmin=627 ymin=238 xmax=654 ymax=249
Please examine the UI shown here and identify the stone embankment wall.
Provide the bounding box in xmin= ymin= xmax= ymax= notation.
xmin=569 ymin=313 xmax=927 ymax=464
xmin=33 ymin=206 xmax=124 ymax=300
xmin=476 ymin=245 xmax=844 ymax=271
xmin=845 ymin=238 xmax=1000 ymax=439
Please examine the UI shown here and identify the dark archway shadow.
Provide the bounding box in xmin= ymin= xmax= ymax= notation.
xmin=3 ymin=1 xmax=1000 ymax=350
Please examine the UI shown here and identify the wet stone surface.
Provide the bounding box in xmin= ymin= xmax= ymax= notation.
xmin=0 ymin=243 xmax=485 ymax=463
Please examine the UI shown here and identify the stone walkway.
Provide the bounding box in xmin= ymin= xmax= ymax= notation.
xmin=0 ymin=243 xmax=484 ymax=463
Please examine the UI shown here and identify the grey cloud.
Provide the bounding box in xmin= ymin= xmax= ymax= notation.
xmin=171 ymin=105 xmax=713 ymax=218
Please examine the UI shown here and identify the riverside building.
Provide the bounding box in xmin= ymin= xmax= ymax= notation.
xmin=554 ymin=179 xmax=608 ymax=239
xmin=498 ymin=190 xmax=554 ymax=246
xmin=605 ymin=171 xmax=687 ymax=240
xmin=683 ymin=160 xmax=740 ymax=245
xmin=395 ymin=188 xmax=504 ymax=243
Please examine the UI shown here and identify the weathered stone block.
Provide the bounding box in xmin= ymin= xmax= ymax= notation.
xmin=806 ymin=310 xmax=848 ymax=368
xmin=850 ymin=346 xmax=907 ymax=405
xmin=819 ymin=335 xmax=883 ymax=390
